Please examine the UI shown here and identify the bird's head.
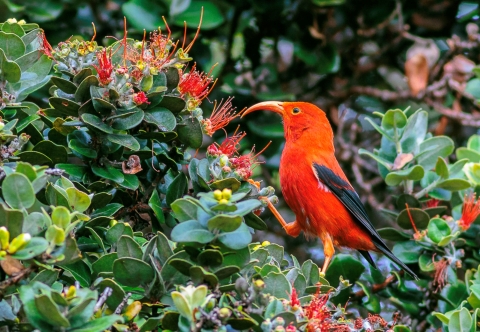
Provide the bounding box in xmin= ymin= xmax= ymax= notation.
xmin=242 ymin=101 xmax=333 ymax=143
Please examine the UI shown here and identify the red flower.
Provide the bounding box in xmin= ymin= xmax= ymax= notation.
xmin=133 ymin=91 xmax=150 ymax=105
xmin=207 ymin=132 xmax=246 ymax=157
xmin=178 ymin=63 xmax=214 ymax=101
xmin=202 ymin=97 xmax=238 ymax=136
xmin=458 ymin=192 xmax=480 ymax=230
xmin=433 ymin=256 xmax=450 ymax=292
xmin=39 ymin=31 xmax=53 ymax=58
xmin=425 ymin=198 xmax=440 ymax=208
xmin=290 ymin=287 xmax=301 ymax=309
xmin=304 ymin=290 xmax=333 ymax=332
xmin=93 ymin=49 xmax=113 ymax=85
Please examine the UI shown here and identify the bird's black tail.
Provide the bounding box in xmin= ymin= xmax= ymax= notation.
xmin=372 ymin=240 xmax=419 ymax=280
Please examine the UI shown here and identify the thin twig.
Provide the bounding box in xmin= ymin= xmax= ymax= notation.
xmin=353 ymin=272 xmax=403 ymax=299
xmin=94 ymin=287 xmax=113 ymax=312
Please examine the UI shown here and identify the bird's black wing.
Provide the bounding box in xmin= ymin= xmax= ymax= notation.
xmin=312 ymin=163 xmax=418 ymax=279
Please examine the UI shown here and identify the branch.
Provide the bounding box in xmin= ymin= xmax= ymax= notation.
xmin=0 ymin=265 xmax=37 ymax=296
xmin=426 ymin=98 xmax=480 ymax=127
xmin=353 ymin=272 xmax=402 ymax=299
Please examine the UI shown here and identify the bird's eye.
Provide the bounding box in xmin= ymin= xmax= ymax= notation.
xmin=292 ymin=107 xmax=301 ymax=114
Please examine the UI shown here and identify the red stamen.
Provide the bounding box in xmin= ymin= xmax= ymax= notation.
xmin=458 ymin=192 xmax=480 ymax=230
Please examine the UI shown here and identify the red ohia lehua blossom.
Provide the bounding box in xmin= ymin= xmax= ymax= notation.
xmin=304 ymin=290 xmax=333 ymax=332
xmin=178 ymin=63 xmax=215 ymax=101
xmin=39 ymin=31 xmax=54 ymax=58
xmin=230 ymin=142 xmax=271 ymax=181
xmin=133 ymin=91 xmax=150 ymax=105
xmin=289 ymin=287 xmax=301 ymax=310
xmin=202 ymin=97 xmax=238 ymax=136
xmin=458 ymin=192 xmax=480 ymax=230
xmin=93 ymin=49 xmax=114 ymax=85
xmin=206 ymin=131 xmax=246 ymax=157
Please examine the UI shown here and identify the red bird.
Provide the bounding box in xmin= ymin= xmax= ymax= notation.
xmin=242 ymin=101 xmax=418 ymax=279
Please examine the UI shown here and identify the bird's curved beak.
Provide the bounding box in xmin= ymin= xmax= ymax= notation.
xmin=241 ymin=101 xmax=284 ymax=118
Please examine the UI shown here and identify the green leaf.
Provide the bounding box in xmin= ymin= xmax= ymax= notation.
xmin=69 ymin=315 xmax=123 ymax=332
xmin=166 ymin=172 xmax=187 ymax=206
xmin=263 ymin=271 xmax=292 ymax=299
xmin=49 ymin=97 xmax=81 ymax=117
xmin=91 ymin=165 xmax=124 ymax=183
xmin=207 ymin=214 xmax=242 ymax=232
xmin=119 ymin=174 xmax=139 ymax=190
xmin=197 ymin=249 xmax=223 ymax=267
xmin=0 ymin=31 xmax=25 ymax=59
xmin=11 ymin=237 xmax=48 ymax=260
xmin=217 ymin=223 xmax=252 ymax=250
xmin=382 ymin=108 xmax=407 ymax=130
xmin=107 ymin=134 xmax=140 ymax=151
xmin=0 ymin=48 xmax=20 ymax=83
xmin=435 ymin=157 xmax=449 ymax=179
xmin=396 ymin=208 xmax=430 ymax=230
xmin=448 ymin=308 xmax=472 ymax=332
xmin=171 ymin=220 xmax=214 ymax=244
xmin=171 ymin=198 xmax=198 ymax=222
xmin=427 ymin=218 xmax=452 ymax=243
xmin=436 ymin=178 xmax=471 ymax=191
xmin=33 ymin=141 xmax=68 ymax=165
xmin=173 ymin=1 xmax=224 ymax=29
xmin=2 ymin=173 xmax=35 ymax=209
xmin=385 ymin=165 xmax=424 ymax=186
xmin=144 ymin=107 xmax=176 ymax=131
xmin=148 ymin=189 xmax=165 ymax=224
xmin=177 ymin=117 xmax=203 ymax=149
xmin=81 ymin=113 xmax=113 ymax=134
xmin=377 ymin=227 xmax=410 ymax=241
xmin=92 ymin=253 xmax=118 ymax=276
xmin=457 ymin=147 xmax=480 ymax=163
xmin=66 ymin=187 xmax=91 ymax=213
xmin=117 ymin=235 xmax=143 ymax=260
xmin=326 ymin=254 xmax=365 ymax=288
xmin=97 ymin=279 xmax=125 ymax=310
xmin=358 ymin=149 xmax=392 ymax=170
xmin=113 ymin=258 xmax=155 ymax=287
xmin=51 ymin=76 xmax=77 ymax=94
xmin=17 ymin=151 xmax=53 ymax=166
xmin=111 ymin=109 xmax=145 ymax=130
xmin=392 ymin=241 xmax=420 ymax=264
xmin=122 ymin=0 xmax=165 ymax=31
xmin=400 ymin=109 xmax=428 ymax=153
xmin=417 ymin=136 xmax=455 ymax=170
xmin=34 ymin=294 xmax=70 ymax=327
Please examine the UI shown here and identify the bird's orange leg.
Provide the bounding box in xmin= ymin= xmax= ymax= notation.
xmin=320 ymin=233 xmax=335 ymax=275
xmin=263 ymin=198 xmax=301 ymax=237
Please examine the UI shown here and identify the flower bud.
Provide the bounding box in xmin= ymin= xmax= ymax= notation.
xmin=0 ymin=251 xmax=6 ymax=258
xmin=219 ymin=307 xmax=231 ymax=319
xmin=0 ymin=121 xmax=5 ymax=131
xmin=222 ymin=188 xmax=232 ymax=200
xmin=218 ymin=199 xmax=229 ymax=205
xmin=272 ymin=317 xmax=285 ymax=328
xmin=0 ymin=227 xmax=10 ymax=250
xmin=235 ymin=277 xmax=249 ymax=293
xmin=219 ymin=155 xmax=229 ymax=167
xmin=253 ymin=279 xmax=265 ymax=292
xmin=8 ymin=233 xmax=31 ymax=254
xmin=261 ymin=319 xmax=272 ymax=332
xmin=109 ymin=219 xmax=118 ymax=227
xmin=261 ymin=241 xmax=270 ymax=247
xmin=274 ymin=326 xmax=285 ymax=332
xmin=213 ymin=190 xmax=223 ymax=201
xmin=6 ymin=18 xmax=17 ymax=24
xmin=64 ymin=285 xmax=76 ymax=299
xmin=18 ymin=20 xmax=26 ymax=25
xmin=206 ymin=298 xmax=216 ymax=311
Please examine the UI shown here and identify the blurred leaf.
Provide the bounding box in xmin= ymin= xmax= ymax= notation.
xmin=113 ymin=258 xmax=155 ymax=287
xmin=172 ymin=1 xmax=224 ymax=30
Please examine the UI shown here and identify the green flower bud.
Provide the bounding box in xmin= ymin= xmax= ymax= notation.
xmin=0 ymin=251 xmax=6 ymax=258
xmin=261 ymin=319 xmax=272 ymax=332
xmin=0 ymin=121 xmax=5 ymax=131
xmin=274 ymin=326 xmax=285 ymax=332
xmin=0 ymin=227 xmax=10 ymax=250
xmin=272 ymin=317 xmax=285 ymax=327
xmin=8 ymin=233 xmax=31 ymax=254
xmin=109 ymin=219 xmax=118 ymax=227
xmin=219 ymin=307 xmax=231 ymax=319
xmin=235 ymin=277 xmax=249 ymax=293
xmin=219 ymin=155 xmax=229 ymax=167
xmin=206 ymin=298 xmax=216 ymax=311
xmin=6 ymin=18 xmax=17 ymax=24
